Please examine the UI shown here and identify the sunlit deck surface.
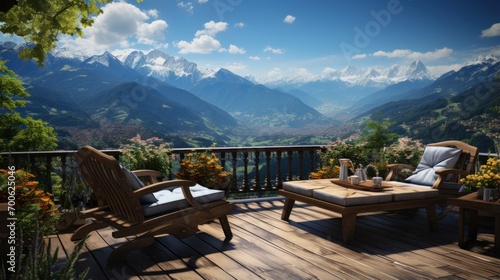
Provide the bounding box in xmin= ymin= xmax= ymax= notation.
xmin=51 ymin=198 xmax=500 ymax=279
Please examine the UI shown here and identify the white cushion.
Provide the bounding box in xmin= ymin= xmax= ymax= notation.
xmin=405 ymin=146 xmax=461 ymax=186
xmin=122 ymin=167 xmax=158 ymax=204
xmin=142 ymin=184 xmax=225 ymax=216
xmin=283 ymin=180 xmax=328 ymax=196
xmin=312 ymin=187 xmax=393 ymax=206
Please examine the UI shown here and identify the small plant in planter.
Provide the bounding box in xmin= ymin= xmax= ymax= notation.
xmin=120 ymin=134 xmax=173 ymax=177
xmin=460 ymin=157 xmax=500 ymax=193
xmin=175 ymin=150 xmax=231 ymax=190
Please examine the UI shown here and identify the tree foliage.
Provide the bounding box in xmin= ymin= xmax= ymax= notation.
xmin=0 ymin=61 xmax=57 ymax=151
xmin=0 ymin=0 xmax=114 ymax=66
xmin=362 ymin=112 xmax=399 ymax=153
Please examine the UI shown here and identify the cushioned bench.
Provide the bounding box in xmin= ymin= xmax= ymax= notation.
xmin=279 ymin=179 xmax=440 ymax=243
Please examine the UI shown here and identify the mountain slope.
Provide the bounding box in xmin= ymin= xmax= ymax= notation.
xmin=18 ymin=85 xmax=90 ymax=127
xmin=79 ymin=82 xmax=210 ymax=135
xmin=190 ymin=71 xmax=326 ymax=128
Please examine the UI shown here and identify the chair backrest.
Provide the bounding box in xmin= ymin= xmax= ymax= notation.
xmin=75 ymin=146 xmax=144 ymax=224
xmin=427 ymin=140 xmax=478 ymax=175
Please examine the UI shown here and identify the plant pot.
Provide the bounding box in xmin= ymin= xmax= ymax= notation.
xmin=483 ymin=188 xmax=495 ymax=201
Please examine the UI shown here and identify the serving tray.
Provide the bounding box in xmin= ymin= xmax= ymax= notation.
xmin=331 ymin=179 xmax=394 ymax=192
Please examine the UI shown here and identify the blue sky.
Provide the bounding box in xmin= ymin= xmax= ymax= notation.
xmin=3 ymin=0 xmax=500 ymax=81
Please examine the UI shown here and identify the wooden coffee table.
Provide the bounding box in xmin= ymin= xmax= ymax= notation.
xmin=279 ymin=179 xmax=441 ymax=243
xmin=448 ymin=192 xmax=500 ymax=252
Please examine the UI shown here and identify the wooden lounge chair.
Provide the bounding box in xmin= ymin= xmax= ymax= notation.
xmin=385 ymin=140 xmax=478 ymax=200
xmin=71 ymin=146 xmax=235 ymax=263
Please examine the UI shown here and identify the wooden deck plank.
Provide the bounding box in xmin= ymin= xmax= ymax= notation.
xmin=243 ymin=200 xmax=443 ymax=279
xmin=52 ymin=199 xmax=500 ymax=279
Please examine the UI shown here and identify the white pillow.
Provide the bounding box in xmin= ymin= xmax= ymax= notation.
xmin=405 ymin=146 xmax=461 ymax=186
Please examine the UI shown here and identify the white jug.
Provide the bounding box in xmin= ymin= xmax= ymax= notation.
xmin=339 ymin=158 xmax=353 ymax=180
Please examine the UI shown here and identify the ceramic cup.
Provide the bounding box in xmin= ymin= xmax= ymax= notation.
xmin=372 ymin=177 xmax=383 ymax=186
xmin=348 ymin=175 xmax=360 ymax=185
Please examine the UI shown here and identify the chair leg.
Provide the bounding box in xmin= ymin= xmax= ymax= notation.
xmin=108 ymin=236 xmax=155 ymax=263
xmin=71 ymin=220 xmax=108 ymax=241
xmin=219 ymin=215 xmax=233 ymax=240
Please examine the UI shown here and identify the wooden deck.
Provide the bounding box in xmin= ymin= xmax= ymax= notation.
xmin=50 ymin=198 xmax=500 ymax=279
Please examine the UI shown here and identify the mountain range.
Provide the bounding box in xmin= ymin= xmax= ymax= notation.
xmin=1 ymin=41 xmax=499 ymax=150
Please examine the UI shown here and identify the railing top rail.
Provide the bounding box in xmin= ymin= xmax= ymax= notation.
xmin=0 ymin=150 xmax=121 ymax=157
xmin=172 ymin=145 xmax=327 ymax=154
xmin=1 ymin=145 xmax=328 ymax=157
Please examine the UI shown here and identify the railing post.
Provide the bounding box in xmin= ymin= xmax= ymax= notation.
xmin=231 ymin=152 xmax=238 ymax=192
xmin=264 ymin=151 xmax=272 ymax=189
xmin=276 ymin=151 xmax=283 ymax=188
xmin=61 ymin=155 xmax=67 ymax=188
xmin=308 ymin=150 xmax=315 ymax=178
xmin=286 ymin=150 xmax=293 ymax=181
xmin=297 ymin=150 xmax=304 ymax=180
xmin=45 ymin=155 xmax=52 ymax=193
xmin=242 ymin=152 xmax=250 ymax=191
xmin=253 ymin=151 xmax=261 ymax=190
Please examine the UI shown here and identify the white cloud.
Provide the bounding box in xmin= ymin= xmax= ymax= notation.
xmin=63 ymin=2 xmax=168 ymax=52
xmin=284 ymin=15 xmax=296 ymax=24
xmin=176 ymin=34 xmax=221 ymax=54
xmin=137 ymin=20 xmax=168 ymax=44
xmin=235 ymin=22 xmax=245 ymax=28
xmin=352 ymin=53 xmax=367 ymax=59
xmin=177 ymin=2 xmax=194 ymax=14
xmin=322 ymin=67 xmax=338 ymax=75
xmin=147 ymin=9 xmax=159 ymax=18
xmin=176 ymin=21 xmax=228 ymax=54
xmin=249 ymin=56 xmax=261 ymax=61
xmin=228 ymin=44 xmax=245 ymax=54
xmin=373 ymin=47 xmax=453 ymax=60
xmin=264 ymin=46 xmax=284 ymax=54
xmin=198 ymin=0 xmax=208 ymax=3
xmin=481 ymin=23 xmax=500 ymax=38
xmin=195 ymin=21 xmax=228 ymax=37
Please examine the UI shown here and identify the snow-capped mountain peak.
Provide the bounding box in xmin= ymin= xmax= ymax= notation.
xmin=464 ymin=54 xmax=500 ymax=66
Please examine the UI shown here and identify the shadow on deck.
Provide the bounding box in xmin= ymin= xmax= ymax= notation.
xmin=50 ymin=198 xmax=500 ymax=279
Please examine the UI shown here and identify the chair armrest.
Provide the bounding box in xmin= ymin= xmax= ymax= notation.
xmin=434 ymin=168 xmax=469 ymax=178
xmin=132 ymin=169 xmax=163 ymax=178
xmin=385 ymin=164 xmax=416 ymax=181
xmin=432 ymin=168 xmax=470 ymax=189
xmin=79 ymin=206 xmax=109 ymax=218
xmin=133 ymin=179 xmax=196 ymax=196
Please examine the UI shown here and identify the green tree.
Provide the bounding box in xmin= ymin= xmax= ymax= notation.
xmin=0 ymin=0 xmax=115 ymax=65
xmin=0 ymin=0 xmax=140 ymax=151
xmin=362 ymin=112 xmax=399 ymax=160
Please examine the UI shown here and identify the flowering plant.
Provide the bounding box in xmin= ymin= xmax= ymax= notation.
xmin=175 ymin=150 xmax=231 ymax=189
xmin=0 ymin=169 xmax=59 ymax=244
xmin=120 ymin=134 xmax=172 ymax=176
xmin=460 ymin=157 xmax=500 ymax=192
xmin=310 ymin=158 xmax=340 ymax=179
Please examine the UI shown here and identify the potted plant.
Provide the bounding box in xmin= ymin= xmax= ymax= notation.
xmin=460 ymin=157 xmax=500 ymax=200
